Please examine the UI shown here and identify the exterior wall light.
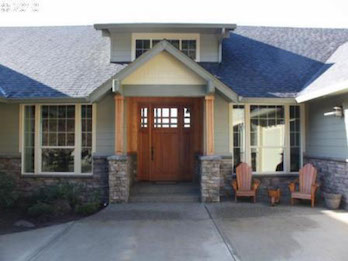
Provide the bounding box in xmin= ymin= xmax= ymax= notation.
xmin=324 ymin=106 xmax=344 ymax=118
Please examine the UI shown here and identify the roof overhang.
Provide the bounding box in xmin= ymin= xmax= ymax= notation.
xmin=296 ymin=82 xmax=348 ymax=103
xmin=94 ymin=23 xmax=236 ymax=39
xmin=89 ymin=40 xmax=239 ymax=102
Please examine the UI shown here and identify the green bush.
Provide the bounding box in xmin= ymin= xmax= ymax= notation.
xmin=75 ymin=202 xmax=100 ymax=216
xmin=33 ymin=183 xmax=83 ymax=208
xmin=27 ymin=202 xmax=54 ymax=218
xmin=0 ymin=172 xmax=18 ymax=209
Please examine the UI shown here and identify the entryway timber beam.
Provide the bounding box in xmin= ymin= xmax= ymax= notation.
xmin=204 ymin=95 xmax=215 ymax=155
xmin=114 ymin=94 xmax=125 ymax=155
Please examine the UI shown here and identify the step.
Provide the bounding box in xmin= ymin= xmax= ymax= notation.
xmin=131 ymin=183 xmax=200 ymax=195
xmin=129 ymin=194 xmax=200 ymax=203
xmin=129 ymin=183 xmax=201 ymax=203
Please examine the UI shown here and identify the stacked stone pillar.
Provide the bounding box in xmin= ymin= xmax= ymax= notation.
xmin=108 ymin=155 xmax=131 ymax=203
xmin=199 ymin=155 xmax=222 ymax=202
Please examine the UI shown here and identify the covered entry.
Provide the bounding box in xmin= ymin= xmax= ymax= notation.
xmin=128 ymin=98 xmax=203 ymax=181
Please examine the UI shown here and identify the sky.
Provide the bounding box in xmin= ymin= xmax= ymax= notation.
xmin=0 ymin=0 xmax=348 ymax=28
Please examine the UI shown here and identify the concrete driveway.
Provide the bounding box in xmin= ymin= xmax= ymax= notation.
xmin=1 ymin=202 xmax=348 ymax=261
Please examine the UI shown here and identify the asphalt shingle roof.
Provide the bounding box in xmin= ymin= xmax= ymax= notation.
xmin=1 ymin=25 xmax=348 ymax=99
xmin=297 ymin=41 xmax=348 ymax=101
xmin=200 ymin=26 xmax=348 ymax=98
xmin=0 ymin=26 xmax=125 ymax=99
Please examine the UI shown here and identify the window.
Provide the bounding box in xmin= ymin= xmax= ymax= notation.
xmin=231 ymin=104 xmax=303 ymax=174
xmin=152 ymin=39 xmax=180 ymax=49
xmin=133 ymin=35 xmax=198 ymax=60
xmin=183 ymin=107 xmax=191 ymax=128
xmin=250 ymin=105 xmax=285 ymax=172
xmin=154 ymin=107 xmax=178 ymax=128
xmin=22 ymin=104 xmax=94 ymax=175
xmin=140 ymin=108 xmax=148 ymax=128
xmin=290 ymin=106 xmax=301 ymax=172
xmin=135 ymin=39 xmax=151 ymax=58
xmin=81 ymin=105 xmax=93 ymax=173
xmin=232 ymin=105 xmax=245 ymax=172
xmin=23 ymin=106 xmax=35 ymax=173
xmin=41 ymin=105 xmax=75 ymax=173
xmin=182 ymin=40 xmax=196 ymax=60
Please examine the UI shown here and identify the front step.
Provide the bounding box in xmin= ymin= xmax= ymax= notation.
xmin=130 ymin=183 xmax=200 ymax=203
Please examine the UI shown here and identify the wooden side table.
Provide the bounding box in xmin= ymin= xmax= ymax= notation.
xmin=268 ymin=188 xmax=281 ymax=206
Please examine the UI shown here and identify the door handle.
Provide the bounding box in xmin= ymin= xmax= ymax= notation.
xmin=151 ymin=146 xmax=154 ymax=161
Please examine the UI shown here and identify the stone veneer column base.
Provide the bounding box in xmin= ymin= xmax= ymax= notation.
xmin=199 ymin=155 xmax=222 ymax=203
xmin=108 ymin=155 xmax=131 ymax=203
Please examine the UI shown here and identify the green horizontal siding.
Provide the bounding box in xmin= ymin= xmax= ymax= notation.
xmin=0 ymin=104 xmax=19 ymax=156
xmin=95 ymin=94 xmax=115 ymax=156
xmin=306 ymin=93 xmax=348 ymax=159
xmin=214 ymin=93 xmax=230 ymax=154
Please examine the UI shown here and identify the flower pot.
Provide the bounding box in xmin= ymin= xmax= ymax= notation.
xmin=324 ymin=193 xmax=342 ymax=210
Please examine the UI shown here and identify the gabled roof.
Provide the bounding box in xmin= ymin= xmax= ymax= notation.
xmin=1 ymin=25 xmax=348 ymax=101
xmin=200 ymin=26 xmax=348 ymax=98
xmin=296 ymin=42 xmax=348 ymax=102
xmin=90 ymin=40 xmax=238 ymax=102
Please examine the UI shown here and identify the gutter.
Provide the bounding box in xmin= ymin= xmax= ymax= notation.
xmin=296 ymin=81 xmax=348 ymax=103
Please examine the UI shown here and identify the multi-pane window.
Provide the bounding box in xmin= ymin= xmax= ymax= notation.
xmin=232 ymin=105 xmax=245 ymax=172
xmin=81 ymin=105 xmax=93 ymax=173
xmin=152 ymin=39 xmax=180 ymax=49
xmin=135 ymin=39 xmax=197 ymax=60
xmin=250 ymin=105 xmax=285 ymax=172
xmin=184 ymin=107 xmax=191 ymax=128
xmin=181 ymin=40 xmax=196 ymax=60
xmin=154 ymin=108 xmax=178 ymax=128
xmin=23 ymin=106 xmax=35 ymax=173
xmin=41 ymin=105 xmax=75 ymax=173
xmin=140 ymin=108 xmax=148 ymax=128
xmin=22 ymin=104 xmax=94 ymax=174
xmin=135 ymin=39 xmax=151 ymax=58
xmin=290 ymin=106 xmax=301 ymax=172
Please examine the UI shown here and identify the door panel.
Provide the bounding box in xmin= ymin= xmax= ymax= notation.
xmin=136 ymin=98 xmax=202 ymax=182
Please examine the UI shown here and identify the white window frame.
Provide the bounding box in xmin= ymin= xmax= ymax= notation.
xmin=131 ymin=33 xmax=200 ymax=62
xmin=20 ymin=104 xmax=96 ymax=176
xmin=230 ymin=103 xmax=305 ymax=174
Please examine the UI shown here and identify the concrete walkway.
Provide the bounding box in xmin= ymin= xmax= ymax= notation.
xmin=1 ymin=202 xmax=348 ymax=261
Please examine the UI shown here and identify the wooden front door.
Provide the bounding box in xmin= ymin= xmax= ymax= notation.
xmin=134 ymin=98 xmax=202 ymax=182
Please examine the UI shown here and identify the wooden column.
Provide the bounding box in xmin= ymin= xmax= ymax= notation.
xmin=114 ymin=95 xmax=125 ymax=155
xmin=204 ymin=95 xmax=215 ymax=155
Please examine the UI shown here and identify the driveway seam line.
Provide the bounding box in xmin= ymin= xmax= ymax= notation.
xmin=26 ymin=221 xmax=75 ymax=261
xmin=204 ymin=204 xmax=240 ymax=261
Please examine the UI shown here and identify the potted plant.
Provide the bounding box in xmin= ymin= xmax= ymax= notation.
xmin=324 ymin=192 xmax=342 ymax=210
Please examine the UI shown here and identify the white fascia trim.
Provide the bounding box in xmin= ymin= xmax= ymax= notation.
xmin=296 ymin=82 xmax=348 ymax=103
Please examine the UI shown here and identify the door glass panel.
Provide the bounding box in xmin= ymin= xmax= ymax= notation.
xmin=140 ymin=108 xmax=148 ymax=128
xmin=184 ymin=107 xmax=191 ymax=128
xmin=154 ymin=107 xmax=178 ymax=128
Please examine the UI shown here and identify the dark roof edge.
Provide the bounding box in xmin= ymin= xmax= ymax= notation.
xmin=1 ymin=97 xmax=90 ymax=104
xmin=94 ymin=23 xmax=237 ymax=30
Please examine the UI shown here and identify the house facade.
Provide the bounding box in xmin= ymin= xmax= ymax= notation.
xmin=0 ymin=24 xmax=347 ymax=207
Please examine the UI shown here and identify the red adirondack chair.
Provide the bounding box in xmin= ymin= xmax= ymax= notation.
xmin=289 ymin=163 xmax=320 ymax=207
xmin=232 ymin=163 xmax=260 ymax=203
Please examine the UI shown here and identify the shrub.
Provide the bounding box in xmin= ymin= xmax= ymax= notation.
xmin=75 ymin=202 xmax=100 ymax=216
xmin=27 ymin=202 xmax=54 ymax=218
xmin=33 ymin=183 xmax=83 ymax=208
xmin=0 ymin=172 xmax=18 ymax=209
